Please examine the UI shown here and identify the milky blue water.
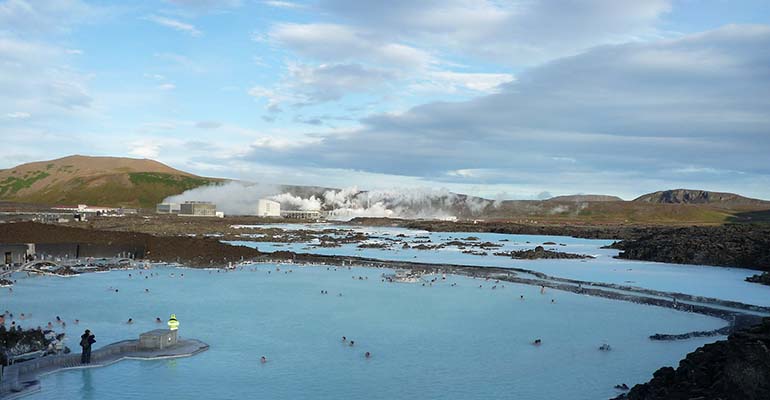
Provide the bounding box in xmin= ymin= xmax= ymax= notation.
xmin=3 ymin=264 xmax=727 ymax=400
xmin=227 ymin=224 xmax=770 ymax=307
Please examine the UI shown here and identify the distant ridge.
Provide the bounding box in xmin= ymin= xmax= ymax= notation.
xmin=546 ymin=194 xmax=623 ymax=202
xmin=633 ymin=189 xmax=769 ymax=207
xmin=0 ymin=155 xmax=220 ymax=208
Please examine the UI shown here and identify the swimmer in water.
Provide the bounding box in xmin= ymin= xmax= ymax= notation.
xmin=533 ymin=339 xmax=542 ymax=345
xmin=342 ymin=336 xmax=347 ymax=343
xmin=260 ymin=356 xmax=267 ymax=363
xmin=365 ymin=352 xmax=371 ymax=358
xmin=349 ymin=340 xmax=355 ymax=346
xmin=145 ymin=288 xmax=149 ymax=293
xmin=156 ymin=317 xmax=162 ymax=323
xmin=74 ymin=319 xmax=79 ymax=324
xmin=127 ymin=318 xmax=133 ymax=324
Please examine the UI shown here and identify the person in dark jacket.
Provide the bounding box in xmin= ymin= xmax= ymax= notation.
xmin=80 ymin=329 xmax=95 ymax=364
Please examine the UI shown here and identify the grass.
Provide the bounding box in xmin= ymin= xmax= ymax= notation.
xmin=0 ymin=170 xmax=50 ymax=197
xmin=0 ymin=172 xmax=219 ymax=209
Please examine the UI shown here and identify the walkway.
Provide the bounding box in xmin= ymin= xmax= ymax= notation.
xmin=0 ymin=337 xmax=208 ymax=399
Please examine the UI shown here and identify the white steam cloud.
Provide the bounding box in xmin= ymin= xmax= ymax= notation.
xmin=162 ymin=182 xmax=499 ymax=220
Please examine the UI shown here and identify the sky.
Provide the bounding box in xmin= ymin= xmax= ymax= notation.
xmin=1 ymin=0 xmax=769 ymax=200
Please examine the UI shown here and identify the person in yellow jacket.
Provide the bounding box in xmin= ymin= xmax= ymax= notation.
xmin=168 ymin=314 xmax=179 ymax=331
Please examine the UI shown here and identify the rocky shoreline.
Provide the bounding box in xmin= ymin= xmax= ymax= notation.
xmin=613 ymin=318 xmax=770 ymax=400
xmin=610 ymin=224 xmax=770 ymax=272
xmin=352 ymin=218 xmax=770 ymax=273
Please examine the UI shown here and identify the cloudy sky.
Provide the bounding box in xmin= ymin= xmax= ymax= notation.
xmin=2 ymin=0 xmax=769 ymax=200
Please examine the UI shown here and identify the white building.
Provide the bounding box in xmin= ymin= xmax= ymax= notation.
xmin=256 ymin=199 xmax=281 ymax=217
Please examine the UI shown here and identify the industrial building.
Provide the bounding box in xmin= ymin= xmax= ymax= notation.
xmin=1 ymin=244 xmax=34 ymax=266
xmin=156 ymin=203 xmax=181 ymax=214
xmin=179 ymin=201 xmax=218 ymax=217
xmin=256 ymin=199 xmax=281 ymax=217
xmin=280 ymin=210 xmax=322 ymax=220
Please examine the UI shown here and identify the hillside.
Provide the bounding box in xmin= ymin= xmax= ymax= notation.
xmin=546 ymin=194 xmax=623 ymax=202
xmin=634 ymin=189 xmax=769 ymax=208
xmin=0 ymin=155 xmax=220 ymax=208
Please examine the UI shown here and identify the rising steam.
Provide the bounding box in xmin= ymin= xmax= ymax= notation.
xmin=162 ymin=182 xmax=497 ymax=220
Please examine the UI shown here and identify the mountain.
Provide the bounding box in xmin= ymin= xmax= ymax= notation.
xmin=546 ymin=194 xmax=623 ymax=202
xmin=0 ymin=155 xmax=220 ymax=208
xmin=633 ymin=189 xmax=770 ymax=208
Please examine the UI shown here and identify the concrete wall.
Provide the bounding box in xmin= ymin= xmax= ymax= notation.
xmin=257 ymin=199 xmax=281 ymax=217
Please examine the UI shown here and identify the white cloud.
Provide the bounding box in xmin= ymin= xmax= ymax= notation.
xmin=158 ymin=83 xmax=176 ymax=90
xmin=0 ymin=36 xmax=93 ymax=117
xmin=269 ymin=23 xmax=434 ymax=69
xmin=0 ymin=0 xmax=102 ymax=35
xmin=263 ymin=1 xmax=303 ymax=9
xmin=318 ymin=0 xmax=673 ymax=65
xmin=5 ymin=111 xmax=31 ymax=119
xmin=144 ymin=15 xmax=202 ymax=36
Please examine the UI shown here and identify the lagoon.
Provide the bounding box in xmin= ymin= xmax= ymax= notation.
xmin=4 ymin=263 xmax=727 ymax=400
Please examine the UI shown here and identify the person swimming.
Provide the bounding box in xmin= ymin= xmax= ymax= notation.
xmin=260 ymin=356 xmax=267 ymax=363
xmin=365 ymin=351 xmax=371 ymax=358
xmin=156 ymin=317 xmax=162 ymax=323
xmin=533 ymin=339 xmax=542 ymax=345
xmin=342 ymin=336 xmax=347 ymax=342
xmin=127 ymin=318 xmax=133 ymax=324
xmin=349 ymin=340 xmax=355 ymax=346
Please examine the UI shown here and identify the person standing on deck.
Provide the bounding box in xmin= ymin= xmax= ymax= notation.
xmin=80 ymin=329 xmax=95 ymax=364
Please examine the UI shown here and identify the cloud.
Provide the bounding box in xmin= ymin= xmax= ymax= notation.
xmin=5 ymin=111 xmax=31 ymax=119
xmin=263 ymin=1 xmax=303 ymax=9
xmin=0 ymin=37 xmax=93 ymax=117
xmin=268 ymin=23 xmax=433 ymax=69
xmin=256 ymin=23 xmax=514 ymax=107
xmin=144 ymin=15 xmax=202 ymax=36
xmin=158 ymin=83 xmax=176 ymax=90
xmin=166 ymin=0 xmax=241 ymax=9
xmin=0 ymin=0 xmax=101 ymax=35
xmin=242 ymin=25 xmax=770 ymax=196
xmin=318 ymin=0 xmax=672 ymax=65
xmin=195 ymin=121 xmax=222 ymax=129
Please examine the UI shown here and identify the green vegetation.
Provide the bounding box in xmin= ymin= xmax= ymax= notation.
xmin=127 ymin=172 xmax=220 ymax=208
xmin=128 ymin=172 xmax=210 ymax=187
xmin=0 ymin=170 xmax=49 ymax=197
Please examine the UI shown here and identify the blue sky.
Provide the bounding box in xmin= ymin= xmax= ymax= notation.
xmin=2 ymin=0 xmax=770 ymax=200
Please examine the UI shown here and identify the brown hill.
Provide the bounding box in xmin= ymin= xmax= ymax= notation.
xmin=634 ymin=189 xmax=769 ymax=208
xmin=546 ymin=194 xmax=623 ymax=202
xmin=0 ymin=155 xmax=220 ymax=208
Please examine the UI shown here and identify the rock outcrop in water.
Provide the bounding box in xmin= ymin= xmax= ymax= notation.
xmin=746 ymin=272 xmax=770 ymax=286
xmin=613 ymin=318 xmax=770 ymax=400
xmin=494 ymin=246 xmax=593 ymax=260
